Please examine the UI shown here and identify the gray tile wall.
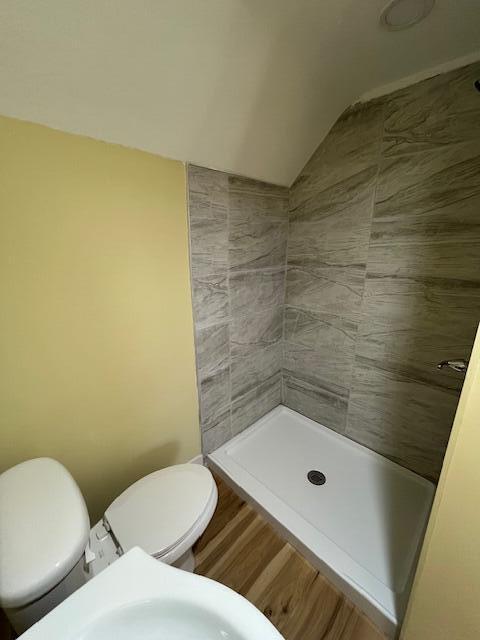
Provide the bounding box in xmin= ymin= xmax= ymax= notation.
xmin=188 ymin=165 xmax=288 ymax=453
xmin=285 ymin=61 xmax=480 ymax=481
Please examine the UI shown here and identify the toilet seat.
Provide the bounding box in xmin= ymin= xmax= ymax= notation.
xmin=104 ymin=464 xmax=217 ymax=563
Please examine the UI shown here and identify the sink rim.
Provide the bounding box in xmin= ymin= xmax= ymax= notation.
xmin=19 ymin=547 xmax=284 ymax=640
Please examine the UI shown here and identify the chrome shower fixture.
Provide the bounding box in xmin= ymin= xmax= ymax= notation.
xmin=437 ymin=359 xmax=469 ymax=373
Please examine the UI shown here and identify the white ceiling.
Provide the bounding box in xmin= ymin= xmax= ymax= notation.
xmin=1 ymin=1 xmax=479 ymax=186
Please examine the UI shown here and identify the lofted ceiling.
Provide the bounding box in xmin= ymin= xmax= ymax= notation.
xmin=0 ymin=1 xmax=479 ymax=186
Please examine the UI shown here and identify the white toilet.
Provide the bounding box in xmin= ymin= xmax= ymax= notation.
xmin=0 ymin=457 xmax=218 ymax=634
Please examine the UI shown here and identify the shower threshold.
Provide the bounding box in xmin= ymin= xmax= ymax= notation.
xmin=208 ymin=405 xmax=435 ymax=638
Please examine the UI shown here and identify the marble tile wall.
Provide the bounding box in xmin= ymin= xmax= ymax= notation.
xmin=188 ymin=165 xmax=288 ymax=454
xmin=285 ymin=61 xmax=480 ymax=481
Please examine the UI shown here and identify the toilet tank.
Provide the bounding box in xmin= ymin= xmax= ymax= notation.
xmin=0 ymin=458 xmax=90 ymax=611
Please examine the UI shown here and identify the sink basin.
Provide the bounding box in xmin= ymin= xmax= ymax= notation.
xmin=19 ymin=547 xmax=284 ymax=640
xmin=80 ymin=600 xmax=250 ymax=639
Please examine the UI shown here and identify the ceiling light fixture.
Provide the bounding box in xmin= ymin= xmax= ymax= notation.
xmin=380 ymin=0 xmax=435 ymax=31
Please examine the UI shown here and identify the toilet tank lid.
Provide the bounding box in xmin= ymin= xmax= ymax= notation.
xmin=0 ymin=458 xmax=90 ymax=608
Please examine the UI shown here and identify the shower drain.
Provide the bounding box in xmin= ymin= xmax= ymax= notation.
xmin=307 ymin=470 xmax=326 ymax=486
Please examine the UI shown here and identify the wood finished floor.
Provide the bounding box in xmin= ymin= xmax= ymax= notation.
xmin=193 ymin=474 xmax=386 ymax=640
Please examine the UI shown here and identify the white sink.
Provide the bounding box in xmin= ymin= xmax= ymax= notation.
xmin=19 ymin=547 xmax=284 ymax=640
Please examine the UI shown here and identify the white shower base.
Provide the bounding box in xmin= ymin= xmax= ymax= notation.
xmin=208 ymin=405 xmax=435 ymax=638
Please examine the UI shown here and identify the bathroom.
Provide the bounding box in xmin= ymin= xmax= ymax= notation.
xmin=1 ymin=1 xmax=480 ymax=639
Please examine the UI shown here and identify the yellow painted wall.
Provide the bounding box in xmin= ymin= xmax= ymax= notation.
xmin=401 ymin=324 xmax=480 ymax=639
xmin=0 ymin=116 xmax=200 ymax=522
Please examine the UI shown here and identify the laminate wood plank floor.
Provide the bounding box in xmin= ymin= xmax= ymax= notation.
xmin=193 ymin=474 xmax=386 ymax=640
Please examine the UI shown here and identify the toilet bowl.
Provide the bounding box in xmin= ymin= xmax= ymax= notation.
xmin=0 ymin=457 xmax=217 ymax=634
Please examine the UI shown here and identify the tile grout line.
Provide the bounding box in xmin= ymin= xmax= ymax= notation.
xmin=282 ymin=190 xmax=291 ymax=405
xmin=191 ymin=166 xmax=290 ymax=448
xmin=347 ymin=100 xmax=387 ymax=437
xmin=229 ymin=189 xmax=289 ymax=439
xmin=226 ymin=176 xmax=234 ymax=444
xmin=185 ymin=163 xmax=207 ymax=453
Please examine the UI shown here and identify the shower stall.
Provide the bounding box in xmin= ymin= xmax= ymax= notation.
xmin=187 ymin=60 xmax=480 ymax=637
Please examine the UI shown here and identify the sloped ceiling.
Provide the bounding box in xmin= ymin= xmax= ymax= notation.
xmin=1 ymin=1 xmax=479 ymax=185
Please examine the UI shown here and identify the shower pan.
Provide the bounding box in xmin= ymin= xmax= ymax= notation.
xmin=209 ymin=406 xmax=434 ymax=638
